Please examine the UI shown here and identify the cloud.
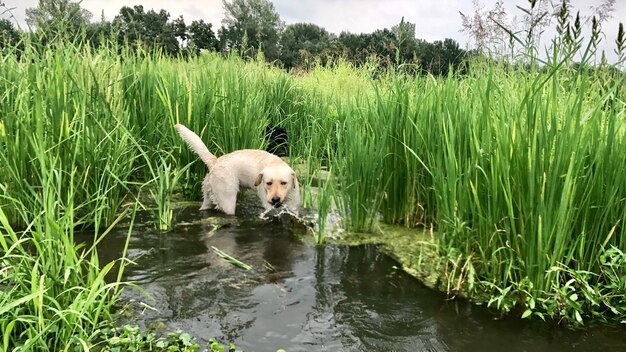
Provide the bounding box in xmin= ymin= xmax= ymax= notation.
xmin=83 ymin=0 xmax=224 ymax=25
xmin=273 ymin=0 xmax=471 ymax=41
xmin=2 ymin=0 xmax=224 ymax=28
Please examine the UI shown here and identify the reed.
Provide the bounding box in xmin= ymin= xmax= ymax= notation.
xmin=0 ymin=43 xmax=136 ymax=229
xmin=331 ymin=95 xmax=388 ymax=233
xmin=377 ymin=75 xmax=436 ymax=227
xmin=406 ymin=58 xmax=626 ymax=321
xmin=1 ymin=15 xmax=625 ymax=339
xmin=146 ymin=155 xmax=191 ymax=231
xmin=212 ymin=246 xmax=252 ymax=270
xmin=0 ymin=182 xmax=135 ymax=350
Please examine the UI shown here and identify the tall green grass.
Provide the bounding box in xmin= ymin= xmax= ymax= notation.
xmin=295 ymin=41 xmax=625 ymax=323
xmin=1 ymin=19 xmax=626 ymax=345
xmin=428 ymin=62 xmax=626 ymax=308
xmin=0 ymin=177 xmax=134 ymax=350
xmin=0 ymin=43 xmax=136 ymax=229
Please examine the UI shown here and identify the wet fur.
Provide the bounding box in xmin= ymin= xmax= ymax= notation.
xmin=175 ymin=124 xmax=300 ymax=215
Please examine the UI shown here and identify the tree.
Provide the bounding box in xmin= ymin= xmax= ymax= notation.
xmin=221 ymin=0 xmax=284 ymax=61
xmin=113 ymin=6 xmax=185 ymax=55
xmin=368 ymin=28 xmax=398 ymax=67
xmin=84 ymin=10 xmax=113 ymax=48
xmin=187 ymin=19 xmax=219 ymax=53
xmin=25 ymin=0 xmax=92 ymax=39
xmin=417 ymin=38 xmax=467 ymax=76
xmin=0 ymin=18 xmax=20 ymax=49
xmin=279 ymin=23 xmax=331 ymax=69
xmin=334 ymin=31 xmax=372 ymax=65
xmin=332 ymin=29 xmax=399 ymax=68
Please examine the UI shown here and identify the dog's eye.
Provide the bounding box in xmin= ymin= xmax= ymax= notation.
xmin=266 ymin=182 xmax=273 ymax=186
xmin=280 ymin=181 xmax=288 ymax=186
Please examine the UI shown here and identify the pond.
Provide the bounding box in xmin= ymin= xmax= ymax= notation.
xmin=83 ymin=206 xmax=626 ymax=352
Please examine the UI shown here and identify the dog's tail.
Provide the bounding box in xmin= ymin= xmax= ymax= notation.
xmin=175 ymin=124 xmax=217 ymax=169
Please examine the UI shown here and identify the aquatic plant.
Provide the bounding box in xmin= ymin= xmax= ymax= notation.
xmin=0 ymin=196 xmax=135 ymax=350
xmin=0 ymin=43 xmax=137 ymax=230
xmin=142 ymin=153 xmax=191 ymax=231
xmin=95 ymin=324 xmax=238 ymax=352
xmin=212 ymin=246 xmax=252 ymax=270
xmin=313 ymin=166 xmax=335 ymax=244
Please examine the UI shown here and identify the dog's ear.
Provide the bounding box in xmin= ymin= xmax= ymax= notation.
xmin=291 ymin=171 xmax=297 ymax=189
xmin=254 ymin=172 xmax=264 ymax=187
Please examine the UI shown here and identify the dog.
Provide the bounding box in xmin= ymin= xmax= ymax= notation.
xmin=265 ymin=124 xmax=289 ymax=157
xmin=175 ymin=124 xmax=300 ymax=215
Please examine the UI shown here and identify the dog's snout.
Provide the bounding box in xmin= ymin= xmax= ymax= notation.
xmin=271 ymin=196 xmax=281 ymax=205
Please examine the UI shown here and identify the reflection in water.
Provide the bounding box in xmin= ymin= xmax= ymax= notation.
xmin=78 ymin=206 xmax=626 ymax=352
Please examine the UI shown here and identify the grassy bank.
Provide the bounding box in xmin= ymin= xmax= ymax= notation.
xmin=1 ymin=30 xmax=626 ymax=348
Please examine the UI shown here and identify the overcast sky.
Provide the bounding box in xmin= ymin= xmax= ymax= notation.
xmin=2 ymin=0 xmax=624 ymax=62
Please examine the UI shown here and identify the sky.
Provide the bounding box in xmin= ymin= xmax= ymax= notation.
xmin=1 ymin=0 xmax=624 ymax=62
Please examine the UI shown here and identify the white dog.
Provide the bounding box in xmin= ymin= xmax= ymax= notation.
xmin=175 ymin=124 xmax=300 ymax=215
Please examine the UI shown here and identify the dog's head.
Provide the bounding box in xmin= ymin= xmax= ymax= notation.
xmin=254 ymin=165 xmax=297 ymax=208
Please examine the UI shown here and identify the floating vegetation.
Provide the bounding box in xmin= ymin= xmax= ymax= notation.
xmin=212 ymin=246 xmax=253 ymax=270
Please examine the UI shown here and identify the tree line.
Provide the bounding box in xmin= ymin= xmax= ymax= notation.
xmin=0 ymin=0 xmax=468 ymax=75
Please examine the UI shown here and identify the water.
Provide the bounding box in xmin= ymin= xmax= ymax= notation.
xmin=83 ymin=206 xmax=626 ymax=352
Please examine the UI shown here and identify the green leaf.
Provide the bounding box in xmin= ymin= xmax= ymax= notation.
xmin=574 ymin=311 xmax=584 ymax=324
xmin=109 ymin=336 xmax=121 ymax=345
xmin=180 ymin=332 xmax=192 ymax=345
